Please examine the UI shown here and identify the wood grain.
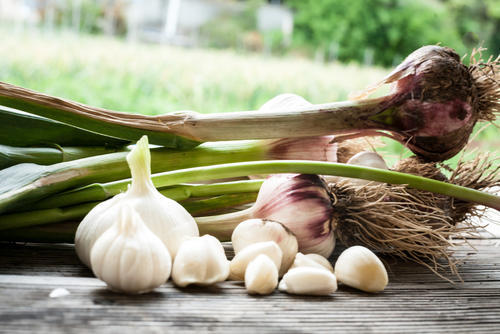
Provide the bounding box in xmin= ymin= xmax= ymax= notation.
xmin=0 ymin=240 xmax=499 ymax=333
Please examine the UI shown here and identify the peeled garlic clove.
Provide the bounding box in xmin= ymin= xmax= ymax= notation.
xmin=172 ymin=235 xmax=230 ymax=287
xmin=278 ymin=267 xmax=337 ymax=296
xmin=230 ymin=241 xmax=282 ymax=280
xmin=345 ymin=151 xmax=389 ymax=186
xmin=75 ymin=136 xmax=199 ymax=267
xmin=245 ymin=254 xmax=278 ymax=295
xmin=231 ymin=219 xmax=298 ymax=276
xmin=90 ymin=206 xmax=172 ymax=294
xmin=334 ymin=246 xmax=388 ymax=293
xmin=291 ymin=253 xmax=334 ymax=273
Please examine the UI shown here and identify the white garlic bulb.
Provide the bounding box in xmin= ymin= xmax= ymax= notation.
xmin=245 ymin=254 xmax=279 ymax=295
xmin=229 ymin=241 xmax=282 ymax=280
xmin=75 ymin=136 xmax=199 ymax=267
xmin=278 ymin=267 xmax=337 ymax=296
xmin=334 ymin=246 xmax=388 ymax=293
xmin=231 ymin=219 xmax=298 ymax=276
xmin=290 ymin=253 xmax=334 ymax=273
xmin=90 ymin=206 xmax=172 ymax=294
xmin=172 ymin=235 xmax=230 ymax=287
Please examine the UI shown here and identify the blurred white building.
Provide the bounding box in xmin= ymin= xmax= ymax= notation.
xmin=0 ymin=0 xmax=293 ymax=49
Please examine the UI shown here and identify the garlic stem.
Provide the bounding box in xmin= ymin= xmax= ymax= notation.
xmin=136 ymin=161 xmax=500 ymax=210
xmin=0 ymin=80 xmax=383 ymax=145
xmin=196 ymin=207 xmax=254 ymax=240
xmin=31 ymin=160 xmax=500 ymax=215
xmin=0 ymin=192 xmax=257 ymax=232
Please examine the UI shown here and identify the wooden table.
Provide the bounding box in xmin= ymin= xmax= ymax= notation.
xmin=1 ymin=229 xmax=499 ymax=334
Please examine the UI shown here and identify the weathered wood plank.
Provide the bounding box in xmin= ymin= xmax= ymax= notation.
xmin=0 ymin=240 xmax=499 ymax=333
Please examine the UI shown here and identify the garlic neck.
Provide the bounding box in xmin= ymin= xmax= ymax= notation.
xmin=126 ymin=135 xmax=156 ymax=195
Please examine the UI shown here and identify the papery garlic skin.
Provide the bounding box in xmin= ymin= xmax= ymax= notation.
xmin=230 ymin=241 xmax=282 ymax=280
xmin=251 ymin=174 xmax=336 ymax=258
xmin=90 ymin=206 xmax=172 ymax=294
xmin=75 ymin=136 xmax=199 ymax=267
xmin=334 ymin=246 xmax=388 ymax=293
xmin=231 ymin=219 xmax=298 ymax=276
xmin=172 ymin=235 xmax=230 ymax=287
xmin=278 ymin=267 xmax=337 ymax=296
xmin=291 ymin=253 xmax=334 ymax=273
xmin=245 ymin=254 xmax=278 ymax=295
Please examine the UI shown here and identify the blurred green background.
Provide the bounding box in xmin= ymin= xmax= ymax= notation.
xmin=0 ymin=0 xmax=498 ymax=166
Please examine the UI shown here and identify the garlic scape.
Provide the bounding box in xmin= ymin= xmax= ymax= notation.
xmin=75 ymin=135 xmax=199 ymax=267
xmin=90 ymin=205 xmax=172 ymax=294
xmin=172 ymin=235 xmax=229 ymax=287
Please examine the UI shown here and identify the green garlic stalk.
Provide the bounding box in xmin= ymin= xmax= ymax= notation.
xmin=1 ymin=137 xmax=334 ymax=214
xmin=1 ymin=46 xmax=498 ymax=161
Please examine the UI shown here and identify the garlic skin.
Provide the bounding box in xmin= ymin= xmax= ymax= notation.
xmin=291 ymin=253 xmax=334 ymax=273
xmin=75 ymin=136 xmax=199 ymax=267
xmin=172 ymin=235 xmax=230 ymax=287
xmin=231 ymin=219 xmax=298 ymax=276
xmin=230 ymin=241 xmax=282 ymax=280
xmin=345 ymin=151 xmax=389 ymax=186
xmin=90 ymin=206 xmax=172 ymax=294
xmin=334 ymin=246 xmax=388 ymax=293
xmin=259 ymin=93 xmax=312 ymax=112
xmin=251 ymin=174 xmax=336 ymax=258
xmin=245 ymin=254 xmax=279 ymax=295
xmin=278 ymin=267 xmax=337 ymax=296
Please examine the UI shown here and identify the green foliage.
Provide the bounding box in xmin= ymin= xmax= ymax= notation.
xmin=287 ymin=0 xmax=466 ymax=66
xmin=444 ymin=0 xmax=500 ymax=62
xmin=0 ymin=29 xmax=497 ymax=160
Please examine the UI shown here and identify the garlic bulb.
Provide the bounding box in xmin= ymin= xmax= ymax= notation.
xmin=334 ymin=246 xmax=388 ymax=293
xmin=278 ymin=267 xmax=337 ymax=296
xmin=230 ymin=241 xmax=282 ymax=280
xmin=251 ymin=174 xmax=336 ymax=258
xmin=345 ymin=151 xmax=389 ymax=186
xmin=75 ymin=136 xmax=199 ymax=267
xmin=90 ymin=205 xmax=172 ymax=294
xmin=231 ymin=219 xmax=298 ymax=276
xmin=172 ymin=235 xmax=230 ymax=287
xmin=245 ymin=254 xmax=279 ymax=295
xmin=290 ymin=253 xmax=334 ymax=273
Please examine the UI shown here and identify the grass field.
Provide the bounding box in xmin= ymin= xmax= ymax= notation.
xmin=0 ymin=27 xmax=497 ymax=167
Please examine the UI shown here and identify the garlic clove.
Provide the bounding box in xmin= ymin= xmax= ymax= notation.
xmin=291 ymin=253 xmax=334 ymax=273
xmin=334 ymin=246 xmax=388 ymax=293
xmin=90 ymin=206 xmax=172 ymax=294
xmin=231 ymin=218 xmax=298 ymax=276
xmin=172 ymin=235 xmax=230 ymax=287
xmin=75 ymin=192 xmax=126 ymax=267
xmin=278 ymin=267 xmax=337 ymax=296
xmin=229 ymin=241 xmax=282 ymax=281
xmin=75 ymin=136 xmax=199 ymax=268
xmin=345 ymin=151 xmax=389 ymax=186
xmin=245 ymin=254 xmax=278 ymax=295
